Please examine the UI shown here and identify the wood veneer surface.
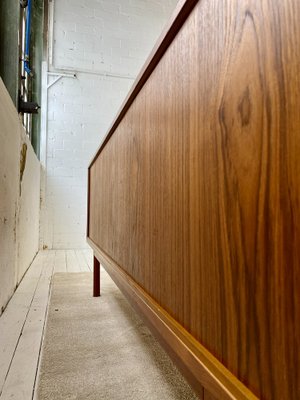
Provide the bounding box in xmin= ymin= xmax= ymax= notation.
xmin=88 ymin=1 xmax=300 ymax=398
xmin=204 ymin=389 xmax=217 ymax=400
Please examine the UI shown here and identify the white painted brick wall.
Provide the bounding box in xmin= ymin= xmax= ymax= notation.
xmin=42 ymin=0 xmax=178 ymax=249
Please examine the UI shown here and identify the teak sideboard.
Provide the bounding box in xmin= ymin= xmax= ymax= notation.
xmin=87 ymin=0 xmax=300 ymax=398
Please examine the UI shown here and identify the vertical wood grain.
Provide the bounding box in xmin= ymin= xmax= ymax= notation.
xmin=204 ymin=389 xmax=217 ymax=400
xmin=88 ymin=0 xmax=300 ymax=398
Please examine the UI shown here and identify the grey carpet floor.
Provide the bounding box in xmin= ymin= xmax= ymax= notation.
xmin=36 ymin=271 xmax=199 ymax=400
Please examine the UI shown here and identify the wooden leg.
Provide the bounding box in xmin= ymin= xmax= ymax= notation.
xmin=93 ymin=256 xmax=100 ymax=297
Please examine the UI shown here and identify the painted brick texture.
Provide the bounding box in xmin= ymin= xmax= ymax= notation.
xmin=43 ymin=0 xmax=178 ymax=248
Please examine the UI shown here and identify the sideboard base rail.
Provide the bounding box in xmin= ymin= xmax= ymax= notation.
xmin=88 ymin=238 xmax=258 ymax=400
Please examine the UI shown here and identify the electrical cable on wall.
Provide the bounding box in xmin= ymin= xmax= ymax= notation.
xmin=19 ymin=0 xmax=40 ymax=115
xmin=24 ymin=0 xmax=33 ymax=77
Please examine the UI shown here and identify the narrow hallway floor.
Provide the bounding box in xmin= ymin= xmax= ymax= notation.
xmin=0 ymin=249 xmax=94 ymax=400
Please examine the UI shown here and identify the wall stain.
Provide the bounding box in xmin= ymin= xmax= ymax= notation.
xmin=19 ymin=142 xmax=27 ymax=195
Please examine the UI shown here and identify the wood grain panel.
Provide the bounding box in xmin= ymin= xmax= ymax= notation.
xmin=88 ymin=0 xmax=300 ymax=398
xmin=89 ymin=239 xmax=257 ymax=400
xmin=204 ymin=389 xmax=217 ymax=400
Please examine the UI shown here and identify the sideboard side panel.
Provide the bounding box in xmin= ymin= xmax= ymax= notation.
xmin=89 ymin=1 xmax=300 ymax=398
